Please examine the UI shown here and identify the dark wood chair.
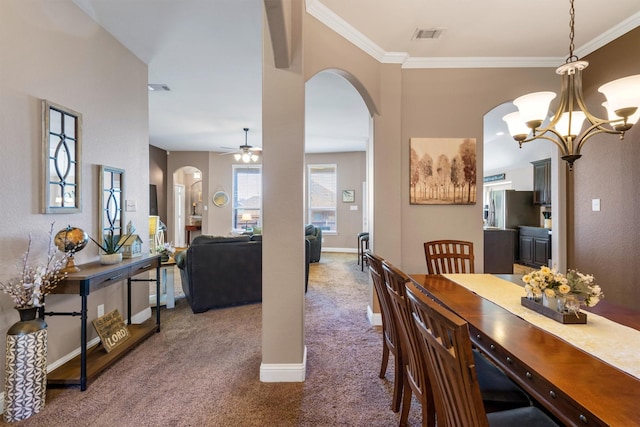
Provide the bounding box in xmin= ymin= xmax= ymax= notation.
xmin=382 ymin=260 xmax=435 ymax=427
xmin=405 ymin=282 xmax=559 ymax=427
xmin=424 ymin=240 xmax=474 ymax=274
xmin=366 ymin=252 xmax=403 ymax=413
xmin=423 ymin=243 xmax=531 ymax=412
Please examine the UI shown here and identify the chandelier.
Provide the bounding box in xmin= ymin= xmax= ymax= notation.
xmin=503 ymin=0 xmax=640 ymax=170
xmin=234 ymin=128 xmax=261 ymax=163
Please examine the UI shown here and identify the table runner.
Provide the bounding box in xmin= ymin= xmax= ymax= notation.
xmin=444 ymin=274 xmax=640 ymax=380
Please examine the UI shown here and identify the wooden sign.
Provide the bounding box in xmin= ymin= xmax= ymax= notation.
xmin=92 ymin=309 xmax=131 ymax=353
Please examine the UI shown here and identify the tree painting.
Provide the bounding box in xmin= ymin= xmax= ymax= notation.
xmin=410 ymin=138 xmax=477 ymax=205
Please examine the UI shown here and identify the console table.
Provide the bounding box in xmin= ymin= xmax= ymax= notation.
xmin=45 ymin=255 xmax=161 ymax=391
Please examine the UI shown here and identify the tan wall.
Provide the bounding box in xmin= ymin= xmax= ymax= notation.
xmin=149 ymin=145 xmax=168 ymax=224
xmin=0 ymin=0 xmax=149 ymax=372
xmin=399 ymin=67 xmax=557 ymax=274
xmin=569 ymin=27 xmax=640 ymax=309
xmin=305 ymin=152 xmax=366 ymax=249
xmin=161 ymin=150 xmax=366 ymax=248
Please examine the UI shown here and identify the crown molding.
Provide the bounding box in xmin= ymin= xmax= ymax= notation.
xmin=575 ymin=11 xmax=640 ymax=58
xmin=402 ymin=57 xmax=562 ymax=69
xmin=306 ymin=0 xmax=387 ymax=62
xmin=307 ymin=0 xmax=640 ymax=69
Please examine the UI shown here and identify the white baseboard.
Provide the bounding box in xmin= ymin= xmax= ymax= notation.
xmin=367 ymin=305 xmax=382 ymax=326
xmin=260 ymin=346 xmax=307 ymax=382
xmin=322 ymin=247 xmax=357 ymax=254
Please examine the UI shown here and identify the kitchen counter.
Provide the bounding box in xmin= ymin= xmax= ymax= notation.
xmin=518 ymin=225 xmax=551 ymax=234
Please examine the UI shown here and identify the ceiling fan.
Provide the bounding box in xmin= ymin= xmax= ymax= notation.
xmin=220 ymin=128 xmax=262 ymax=163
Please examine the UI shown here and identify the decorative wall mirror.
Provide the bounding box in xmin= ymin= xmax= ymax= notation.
xmin=99 ymin=165 xmax=125 ymax=240
xmin=212 ymin=190 xmax=229 ymax=207
xmin=42 ymin=100 xmax=82 ymax=213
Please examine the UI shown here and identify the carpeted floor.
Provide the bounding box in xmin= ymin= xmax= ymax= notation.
xmin=4 ymin=253 xmax=422 ymax=426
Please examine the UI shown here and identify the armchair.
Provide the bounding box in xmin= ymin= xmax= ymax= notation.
xmin=305 ymin=224 xmax=322 ymax=263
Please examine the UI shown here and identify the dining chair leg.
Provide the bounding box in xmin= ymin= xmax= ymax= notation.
xmin=380 ymin=339 xmax=389 ymax=378
xmin=391 ymin=350 xmax=403 ymax=413
xmin=399 ymin=379 xmax=412 ymax=427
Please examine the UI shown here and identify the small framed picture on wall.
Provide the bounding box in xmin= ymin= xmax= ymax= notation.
xmin=342 ymin=189 xmax=355 ymax=203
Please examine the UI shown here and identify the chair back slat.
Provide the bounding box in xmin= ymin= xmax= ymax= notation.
xmin=424 ymin=240 xmax=474 ymax=274
xmin=406 ymin=281 xmax=489 ymax=427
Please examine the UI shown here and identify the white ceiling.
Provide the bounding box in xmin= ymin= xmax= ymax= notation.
xmin=72 ymin=0 xmax=640 ymax=170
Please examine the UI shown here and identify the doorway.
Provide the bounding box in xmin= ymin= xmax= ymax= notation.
xmin=174 ymin=184 xmax=185 ymax=247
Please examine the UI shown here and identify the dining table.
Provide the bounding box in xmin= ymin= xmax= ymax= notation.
xmin=408 ymin=273 xmax=640 ymax=427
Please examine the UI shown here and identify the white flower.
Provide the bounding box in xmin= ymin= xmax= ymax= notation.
xmin=586 ymin=296 xmax=600 ymax=307
xmin=558 ymin=284 xmax=571 ymax=295
xmin=0 ymin=224 xmax=68 ymax=308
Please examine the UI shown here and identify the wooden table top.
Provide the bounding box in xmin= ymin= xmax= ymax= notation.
xmin=409 ymin=274 xmax=640 ymax=427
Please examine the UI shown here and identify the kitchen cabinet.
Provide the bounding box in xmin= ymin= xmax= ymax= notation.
xmin=518 ymin=226 xmax=551 ymax=268
xmin=484 ymin=229 xmax=516 ymax=274
xmin=532 ymin=158 xmax=551 ymax=206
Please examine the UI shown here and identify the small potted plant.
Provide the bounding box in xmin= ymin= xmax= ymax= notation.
xmin=90 ymin=230 xmax=132 ymax=264
xmin=158 ymin=242 xmax=175 ymax=262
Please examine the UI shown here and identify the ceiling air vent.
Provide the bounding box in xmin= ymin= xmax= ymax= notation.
xmin=412 ymin=28 xmax=444 ymax=40
xmin=148 ymin=83 xmax=171 ymax=91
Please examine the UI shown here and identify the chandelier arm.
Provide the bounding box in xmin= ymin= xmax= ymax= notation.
xmin=519 ymin=132 xmax=570 ymax=158
xmin=574 ymin=126 xmax=621 ymax=155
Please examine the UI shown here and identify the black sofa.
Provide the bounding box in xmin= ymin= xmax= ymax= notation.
xmin=176 ymin=234 xmax=310 ymax=313
xmin=305 ymin=224 xmax=322 ymax=263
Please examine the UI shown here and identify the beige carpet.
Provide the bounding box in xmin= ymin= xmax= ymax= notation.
xmin=4 ymin=253 xmax=422 ymax=426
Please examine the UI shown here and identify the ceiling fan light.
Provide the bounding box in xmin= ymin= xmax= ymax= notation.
xmin=234 ymin=153 xmax=242 ymax=161
xmin=251 ymin=154 xmax=259 ymax=162
xmin=555 ymin=111 xmax=586 ymax=137
xmin=513 ymin=91 xmax=556 ymax=129
xmin=598 ymin=75 xmax=640 ymax=118
xmin=242 ymin=153 xmax=251 ymax=163
xmin=502 ymin=111 xmax=530 ymax=141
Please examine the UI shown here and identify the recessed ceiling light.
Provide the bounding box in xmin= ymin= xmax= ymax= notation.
xmin=497 ymin=131 xmax=505 ymax=136
xmin=148 ymin=84 xmax=171 ymax=91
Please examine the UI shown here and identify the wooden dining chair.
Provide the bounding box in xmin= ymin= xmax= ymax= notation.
xmin=405 ymin=282 xmax=559 ymax=427
xmin=366 ymin=252 xmax=403 ymax=413
xmin=424 ymin=240 xmax=474 ymax=274
xmin=382 ymin=260 xmax=435 ymax=427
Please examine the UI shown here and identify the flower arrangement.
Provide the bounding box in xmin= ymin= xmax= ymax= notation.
xmin=0 ymin=224 xmax=68 ymax=308
xmin=522 ymin=266 xmax=604 ymax=311
xmin=158 ymin=242 xmax=175 ymax=260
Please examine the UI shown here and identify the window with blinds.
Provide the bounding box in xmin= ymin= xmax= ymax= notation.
xmin=308 ymin=164 xmax=337 ymax=233
xmin=233 ymin=165 xmax=262 ymax=231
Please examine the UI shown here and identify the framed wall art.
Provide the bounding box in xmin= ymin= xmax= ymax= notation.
xmin=342 ymin=189 xmax=355 ymax=203
xmin=99 ymin=165 xmax=125 ymax=241
xmin=42 ymin=100 xmax=82 ymax=213
xmin=410 ymin=137 xmax=477 ymax=205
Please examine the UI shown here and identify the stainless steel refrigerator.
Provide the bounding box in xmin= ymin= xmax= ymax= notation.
xmin=487 ymin=190 xmax=538 ymax=229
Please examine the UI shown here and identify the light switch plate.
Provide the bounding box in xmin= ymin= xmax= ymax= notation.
xmin=592 ymin=199 xmax=601 ymax=212
xmin=350 ymin=205 xmax=358 ymax=211
xmin=125 ymin=200 xmax=137 ymax=212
